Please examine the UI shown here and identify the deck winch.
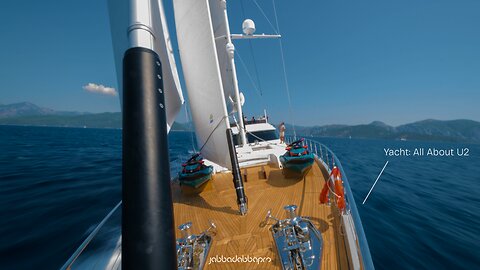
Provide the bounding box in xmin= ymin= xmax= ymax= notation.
xmin=176 ymin=221 xmax=217 ymax=270
xmin=263 ymin=205 xmax=323 ymax=270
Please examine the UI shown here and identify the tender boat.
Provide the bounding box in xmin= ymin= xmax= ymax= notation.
xmin=280 ymin=138 xmax=315 ymax=177
xmin=179 ymin=154 xmax=213 ymax=187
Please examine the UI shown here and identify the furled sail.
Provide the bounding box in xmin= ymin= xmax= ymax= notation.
xmin=108 ymin=0 xmax=184 ymax=131
xmin=173 ymin=0 xmax=232 ymax=168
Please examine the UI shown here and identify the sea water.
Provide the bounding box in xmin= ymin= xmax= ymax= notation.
xmin=0 ymin=126 xmax=478 ymax=269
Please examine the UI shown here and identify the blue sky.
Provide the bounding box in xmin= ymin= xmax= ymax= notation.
xmin=0 ymin=0 xmax=479 ymax=126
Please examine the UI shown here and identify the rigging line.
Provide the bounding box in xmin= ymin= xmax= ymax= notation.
xmin=240 ymin=0 xmax=263 ymax=98
xmin=272 ymin=0 xmax=297 ymax=138
xmin=236 ymin=50 xmax=263 ymax=98
xmin=240 ymin=0 xmax=247 ymax=17
xmin=183 ymin=99 xmax=197 ymax=152
xmin=248 ymin=131 xmax=273 ymax=146
xmin=198 ymin=115 xmax=228 ymax=153
xmin=237 ymin=122 xmax=282 ymax=148
xmin=248 ymin=40 xmax=263 ymax=96
xmin=252 ymin=0 xmax=279 ymax=35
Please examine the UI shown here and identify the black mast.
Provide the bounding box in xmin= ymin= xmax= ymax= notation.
xmin=226 ymin=128 xmax=248 ymax=215
xmin=122 ymin=47 xmax=176 ymax=269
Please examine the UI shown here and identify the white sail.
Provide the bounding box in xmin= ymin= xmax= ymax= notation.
xmin=209 ymin=0 xmax=236 ymax=113
xmin=108 ymin=0 xmax=184 ymax=131
xmin=173 ymin=0 xmax=232 ymax=168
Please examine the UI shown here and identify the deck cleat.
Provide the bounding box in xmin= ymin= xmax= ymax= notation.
xmin=263 ymin=205 xmax=323 ymax=270
xmin=176 ymin=220 xmax=217 ymax=270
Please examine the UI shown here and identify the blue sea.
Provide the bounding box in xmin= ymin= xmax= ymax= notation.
xmin=0 ymin=125 xmax=479 ymax=269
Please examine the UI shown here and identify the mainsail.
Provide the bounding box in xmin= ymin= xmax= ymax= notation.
xmin=108 ymin=0 xmax=184 ymax=131
xmin=173 ymin=0 xmax=232 ymax=168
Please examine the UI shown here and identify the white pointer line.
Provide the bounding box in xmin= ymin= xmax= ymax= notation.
xmin=362 ymin=161 xmax=389 ymax=204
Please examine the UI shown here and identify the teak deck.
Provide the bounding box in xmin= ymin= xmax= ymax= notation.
xmin=172 ymin=163 xmax=350 ymax=269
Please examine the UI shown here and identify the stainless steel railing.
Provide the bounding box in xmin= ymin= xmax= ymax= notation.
xmin=60 ymin=202 xmax=122 ymax=270
xmin=285 ymin=135 xmax=375 ymax=270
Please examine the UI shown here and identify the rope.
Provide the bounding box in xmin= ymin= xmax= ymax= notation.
xmin=238 ymin=122 xmax=287 ymax=150
xmin=236 ymin=50 xmax=263 ymax=98
xmin=252 ymin=0 xmax=279 ymax=35
xmin=239 ymin=0 xmax=264 ymax=105
xmin=248 ymin=41 xmax=263 ymax=96
xmin=271 ymin=0 xmax=297 ymax=139
xmin=327 ymin=178 xmax=341 ymax=198
xmin=247 ymin=128 xmax=272 ymax=145
xmin=198 ymin=115 xmax=228 ymax=152
xmin=183 ymin=99 xmax=197 ymax=153
xmin=239 ymin=0 xmax=263 ymax=97
xmin=240 ymin=0 xmax=246 ymax=16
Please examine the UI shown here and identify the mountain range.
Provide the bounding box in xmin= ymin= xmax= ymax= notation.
xmin=1 ymin=102 xmax=479 ymax=143
xmin=0 ymin=102 xmax=188 ymax=130
xmin=288 ymin=119 xmax=480 ymax=143
xmin=0 ymin=102 xmax=89 ymax=118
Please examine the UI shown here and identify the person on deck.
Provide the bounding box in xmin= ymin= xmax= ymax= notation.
xmin=279 ymin=122 xmax=286 ymax=144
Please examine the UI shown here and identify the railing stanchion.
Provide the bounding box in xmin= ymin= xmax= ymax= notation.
xmin=325 ymin=147 xmax=329 ymax=169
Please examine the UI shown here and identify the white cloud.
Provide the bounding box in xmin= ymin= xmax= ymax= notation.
xmin=83 ymin=83 xmax=117 ymax=96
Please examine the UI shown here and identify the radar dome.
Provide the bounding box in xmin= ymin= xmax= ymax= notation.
xmin=242 ymin=19 xmax=255 ymax=35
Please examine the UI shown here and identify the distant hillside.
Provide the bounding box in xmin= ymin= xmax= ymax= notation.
xmin=1 ymin=103 xmax=479 ymax=142
xmin=0 ymin=102 xmax=91 ymax=118
xmin=287 ymin=119 xmax=480 ymax=143
xmin=0 ymin=102 xmax=56 ymax=118
xmin=0 ymin=113 xmax=122 ymax=129
xmin=0 ymin=102 xmax=191 ymax=130
xmin=396 ymin=119 xmax=480 ymax=142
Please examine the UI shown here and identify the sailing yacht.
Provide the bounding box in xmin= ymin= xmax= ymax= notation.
xmin=61 ymin=0 xmax=374 ymax=269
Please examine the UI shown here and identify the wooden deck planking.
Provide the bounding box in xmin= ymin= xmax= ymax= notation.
xmin=172 ymin=163 xmax=350 ymax=269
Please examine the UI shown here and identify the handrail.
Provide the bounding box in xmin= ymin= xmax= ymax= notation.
xmin=285 ymin=136 xmax=375 ymax=269
xmin=60 ymin=201 xmax=122 ymax=270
